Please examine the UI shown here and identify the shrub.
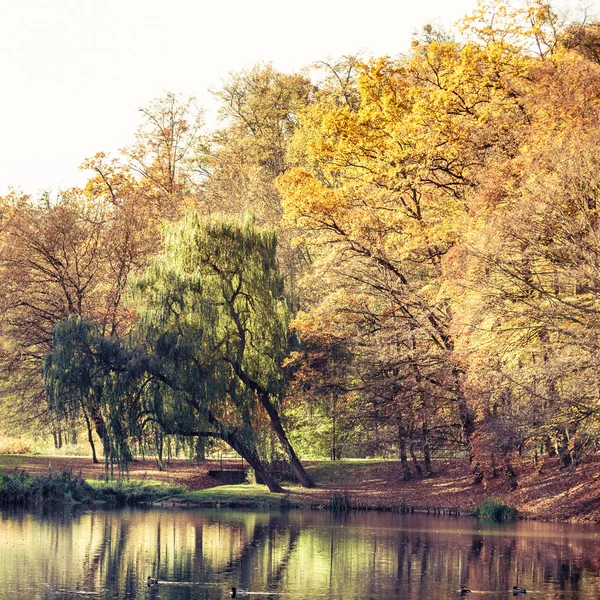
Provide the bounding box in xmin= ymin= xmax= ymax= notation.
xmin=0 ymin=469 xmax=93 ymax=504
xmin=330 ymin=491 xmax=351 ymax=512
xmin=0 ymin=469 xmax=182 ymax=505
xmin=475 ymin=499 xmax=518 ymax=521
xmin=0 ymin=436 xmax=33 ymax=455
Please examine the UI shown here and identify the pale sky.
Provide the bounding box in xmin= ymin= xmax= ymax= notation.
xmin=0 ymin=0 xmax=593 ymax=195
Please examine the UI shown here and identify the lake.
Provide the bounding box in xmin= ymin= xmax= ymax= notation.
xmin=0 ymin=506 xmax=599 ymax=600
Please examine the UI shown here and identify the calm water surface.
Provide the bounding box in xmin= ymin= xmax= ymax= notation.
xmin=1 ymin=505 xmax=599 ymax=600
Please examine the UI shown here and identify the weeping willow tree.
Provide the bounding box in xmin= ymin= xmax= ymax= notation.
xmin=43 ymin=317 xmax=134 ymax=469
xmin=44 ymin=213 xmax=313 ymax=492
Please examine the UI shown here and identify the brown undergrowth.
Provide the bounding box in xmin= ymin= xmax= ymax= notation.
xmin=1 ymin=454 xmax=599 ymax=521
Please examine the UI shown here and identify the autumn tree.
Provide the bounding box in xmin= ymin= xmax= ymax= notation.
xmin=0 ymin=191 xmax=112 ymax=456
xmin=277 ymin=35 xmax=531 ymax=471
xmin=0 ymin=91 xmax=207 ymax=452
xmin=275 ymin=0 xmax=591 ymax=480
xmin=450 ymin=130 xmax=600 ymax=476
xmin=204 ymin=64 xmax=314 ymax=299
xmin=123 ymin=92 xmax=207 ymax=217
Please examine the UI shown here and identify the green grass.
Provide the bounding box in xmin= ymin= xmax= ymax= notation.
xmin=180 ymin=485 xmax=304 ymax=508
xmin=88 ymin=479 xmax=185 ymax=505
xmin=475 ymin=499 xmax=518 ymax=521
xmin=306 ymin=460 xmax=384 ymax=485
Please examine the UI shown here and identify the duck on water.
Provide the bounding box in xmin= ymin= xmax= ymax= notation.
xmin=458 ymin=586 xmax=526 ymax=595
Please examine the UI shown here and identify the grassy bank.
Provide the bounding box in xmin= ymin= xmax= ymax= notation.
xmin=0 ymin=468 xmax=183 ymax=505
xmin=176 ymin=485 xmax=412 ymax=513
xmin=176 ymin=485 xmax=301 ymax=509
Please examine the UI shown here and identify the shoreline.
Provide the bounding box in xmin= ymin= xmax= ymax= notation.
xmin=1 ymin=455 xmax=600 ymax=523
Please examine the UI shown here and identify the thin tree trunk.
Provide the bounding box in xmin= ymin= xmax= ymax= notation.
xmin=557 ymin=431 xmax=572 ymax=469
xmin=455 ymin=376 xmax=481 ymax=483
xmin=503 ymin=454 xmax=518 ymax=490
xmin=409 ymin=439 xmax=423 ymax=478
xmin=398 ymin=422 xmax=411 ymax=481
xmin=155 ymin=430 xmax=164 ymax=471
xmin=82 ymin=407 xmax=99 ymax=464
xmin=331 ymin=393 xmax=337 ymax=461
xmin=422 ymin=423 xmax=433 ymax=477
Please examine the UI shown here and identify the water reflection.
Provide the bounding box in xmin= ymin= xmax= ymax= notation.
xmin=0 ymin=505 xmax=599 ymax=600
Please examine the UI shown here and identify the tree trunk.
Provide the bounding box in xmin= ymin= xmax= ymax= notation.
xmin=422 ymin=423 xmax=433 ymax=477
xmin=82 ymin=408 xmax=99 ymax=464
xmin=155 ymin=430 xmax=164 ymax=471
xmin=409 ymin=440 xmax=423 ymax=478
xmin=557 ymin=431 xmax=572 ymax=469
xmin=457 ymin=392 xmax=475 ymax=456
xmin=229 ymin=361 xmax=315 ymax=488
xmin=225 ymin=432 xmax=285 ymax=493
xmin=256 ymin=388 xmax=315 ymax=487
xmin=503 ymin=455 xmax=518 ymax=490
xmin=544 ymin=436 xmax=556 ymax=456
xmin=398 ymin=423 xmax=412 ymax=481
xmin=455 ymin=380 xmax=481 ymax=483
xmin=194 ymin=436 xmax=205 ymax=462
xmin=331 ymin=394 xmax=337 ymax=461
xmin=89 ymin=405 xmax=107 ymax=445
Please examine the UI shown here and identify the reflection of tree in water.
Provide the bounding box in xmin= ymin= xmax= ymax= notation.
xmin=388 ymin=520 xmax=600 ymax=597
xmin=221 ymin=511 xmax=302 ymax=591
xmin=2 ymin=508 xmax=600 ymax=599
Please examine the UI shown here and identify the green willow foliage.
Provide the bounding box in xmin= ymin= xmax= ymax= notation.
xmin=134 ymin=212 xmax=289 ymax=417
xmin=44 ymin=214 xmax=308 ymax=491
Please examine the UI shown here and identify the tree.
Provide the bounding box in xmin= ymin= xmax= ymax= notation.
xmin=123 ymin=92 xmax=208 ymax=218
xmin=45 ymin=214 xmax=313 ymax=490
xmin=449 ymin=128 xmax=600 ymax=476
xmin=276 ymin=0 xmax=570 ymax=476
xmin=205 ymin=64 xmax=313 ymax=297
xmin=81 ymin=92 xmax=208 ymax=236
xmin=0 ymin=190 xmax=112 ymax=456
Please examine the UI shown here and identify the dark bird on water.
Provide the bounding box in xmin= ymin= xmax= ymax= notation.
xmin=231 ymin=587 xmax=250 ymax=597
xmin=458 ymin=586 xmax=471 ymax=595
xmin=147 ymin=577 xmax=159 ymax=586
xmin=512 ymin=586 xmax=527 ymax=595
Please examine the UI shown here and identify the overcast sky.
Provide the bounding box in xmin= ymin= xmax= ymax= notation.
xmin=0 ymin=0 xmax=594 ymax=195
